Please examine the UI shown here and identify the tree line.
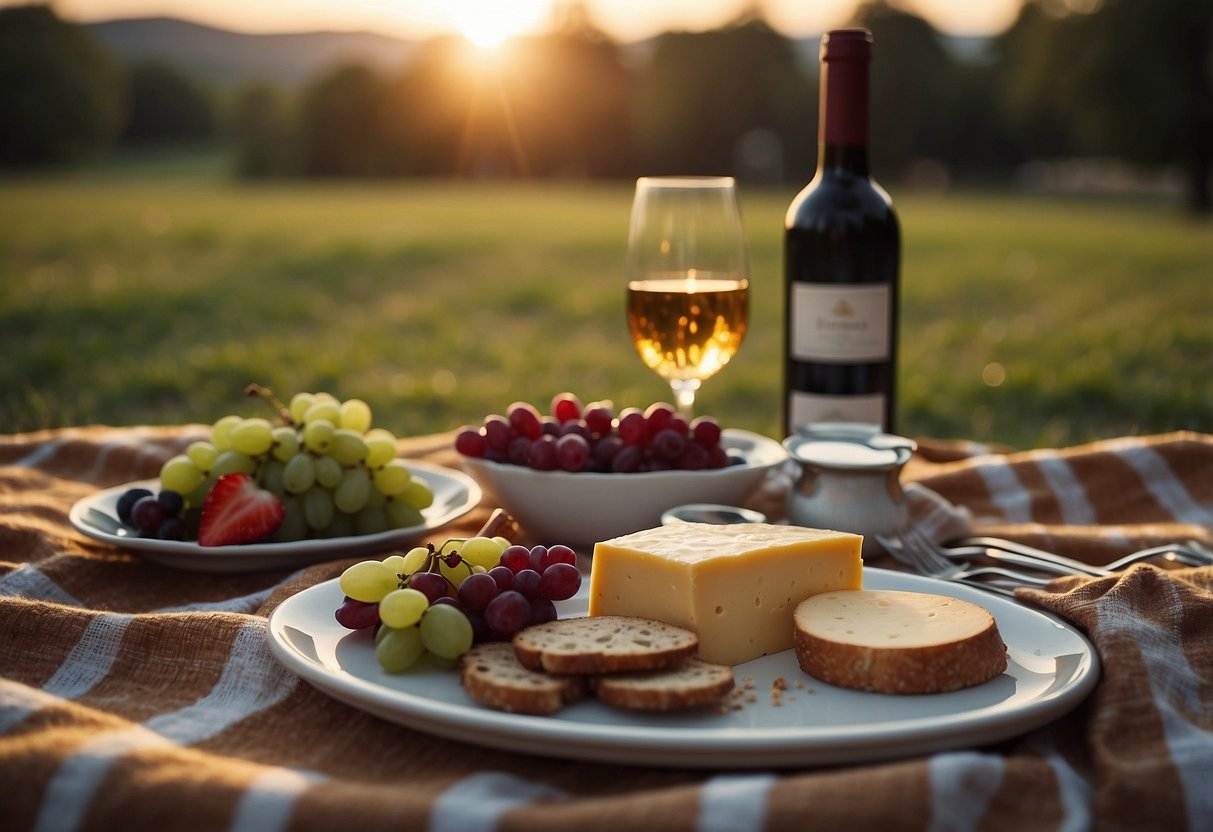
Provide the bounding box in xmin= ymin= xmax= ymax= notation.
xmin=1 ymin=0 xmax=1209 ymax=213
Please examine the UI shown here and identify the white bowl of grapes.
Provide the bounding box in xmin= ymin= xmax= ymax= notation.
xmin=455 ymin=393 xmax=786 ymax=548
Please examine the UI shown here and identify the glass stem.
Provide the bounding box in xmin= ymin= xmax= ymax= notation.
xmin=669 ymin=378 xmax=701 ymax=417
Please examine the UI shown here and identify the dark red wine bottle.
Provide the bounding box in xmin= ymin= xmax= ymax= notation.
xmin=783 ymin=28 xmax=900 ymax=436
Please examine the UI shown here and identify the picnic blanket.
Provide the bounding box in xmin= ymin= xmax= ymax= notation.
xmin=2 ymin=426 xmax=1211 ymax=832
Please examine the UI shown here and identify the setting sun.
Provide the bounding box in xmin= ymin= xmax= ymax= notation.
xmin=451 ymin=0 xmax=552 ymax=47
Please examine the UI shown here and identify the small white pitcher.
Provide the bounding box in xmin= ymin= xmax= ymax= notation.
xmin=783 ymin=424 xmax=915 ymax=558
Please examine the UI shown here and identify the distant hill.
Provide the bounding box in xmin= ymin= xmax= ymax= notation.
xmin=88 ymin=17 xmax=416 ymax=86
xmin=85 ymin=17 xmax=989 ymax=89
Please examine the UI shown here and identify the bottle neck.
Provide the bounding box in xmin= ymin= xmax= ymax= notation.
xmin=818 ymin=142 xmax=869 ymax=176
xmin=817 ymin=42 xmax=870 ymax=176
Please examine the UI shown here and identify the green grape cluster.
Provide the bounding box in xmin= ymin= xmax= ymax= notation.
xmin=158 ymin=390 xmax=433 ymax=542
xmin=335 ymin=534 xmax=584 ymax=674
xmin=337 ymin=537 xmax=512 ymax=672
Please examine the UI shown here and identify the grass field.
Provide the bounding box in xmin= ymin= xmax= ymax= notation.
xmin=2 ymin=172 xmax=1210 ymax=450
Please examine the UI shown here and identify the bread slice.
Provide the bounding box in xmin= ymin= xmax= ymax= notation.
xmin=512 ymin=615 xmax=699 ymax=674
xmin=793 ymin=589 xmax=1007 ymax=694
xmin=460 ymin=642 xmax=586 ymax=715
xmin=592 ymin=658 xmax=734 ymax=711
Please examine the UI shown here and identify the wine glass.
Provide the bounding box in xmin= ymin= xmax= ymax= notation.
xmin=625 ymin=176 xmax=750 ymax=416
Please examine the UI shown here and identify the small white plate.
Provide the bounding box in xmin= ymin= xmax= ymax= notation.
xmin=69 ymin=462 xmax=481 ymax=573
xmin=267 ymin=568 xmax=1099 ymax=768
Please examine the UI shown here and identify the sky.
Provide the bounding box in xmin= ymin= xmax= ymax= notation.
xmin=20 ymin=0 xmax=1027 ymax=44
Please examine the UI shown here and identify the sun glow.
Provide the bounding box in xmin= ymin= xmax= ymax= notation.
xmin=451 ymin=0 xmax=552 ymax=47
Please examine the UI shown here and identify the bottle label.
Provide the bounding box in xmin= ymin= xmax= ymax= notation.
xmin=790 ymin=390 xmax=886 ymax=428
xmin=791 ymin=283 xmax=890 ymax=362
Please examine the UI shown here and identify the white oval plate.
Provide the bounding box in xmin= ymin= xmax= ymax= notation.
xmin=69 ymin=461 xmax=481 ymax=573
xmin=267 ymin=568 xmax=1099 ymax=768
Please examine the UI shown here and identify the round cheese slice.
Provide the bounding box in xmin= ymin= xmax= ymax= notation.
xmin=793 ymin=589 xmax=1008 ymax=694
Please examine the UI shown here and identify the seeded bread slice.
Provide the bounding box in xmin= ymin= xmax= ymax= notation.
xmin=592 ymin=658 xmax=734 ymax=711
xmin=793 ymin=589 xmax=1008 ymax=695
xmin=460 ymin=642 xmax=586 ymax=715
xmin=512 ymin=615 xmax=699 ymax=674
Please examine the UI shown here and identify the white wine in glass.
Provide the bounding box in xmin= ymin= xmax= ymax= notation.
xmin=625 ymin=176 xmax=750 ymax=416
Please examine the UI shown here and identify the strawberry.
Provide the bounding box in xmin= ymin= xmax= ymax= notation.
xmin=197 ymin=473 xmax=284 ymax=546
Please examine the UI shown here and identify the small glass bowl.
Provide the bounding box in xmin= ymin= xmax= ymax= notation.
xmin=660 ymin=503 xmax=767 ymax=526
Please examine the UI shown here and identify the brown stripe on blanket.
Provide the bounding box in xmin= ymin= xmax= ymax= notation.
xmin=1018 ymin=566 xmax=1213 ymax=832
xmin=765 ymin=760 xmax=933 ymax=828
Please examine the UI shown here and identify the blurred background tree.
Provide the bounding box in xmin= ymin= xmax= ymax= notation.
xmin=632 ymin=12 xmax=812 ymax=181
xmin=995 ymin=1 xmax=1077 ymax=167
xmin=299 ymin=63 xmax=387 ymax=176
xmin=0 ymin=4 xmax=125 ymax=166
xmin=377 ymin=37 xmax=474 ymax=176
xmin=227 ymin=81 xmax=296 ymax=177
xmin=120 ymin=59 xmax=215 ymax=146
xmin=1000 ymin=0 xmax=1212 ymax=212
xmin=501 ymin=6 xmax=635 ymax=178
xmin=856 ymin=2 xmax=959 ymax=180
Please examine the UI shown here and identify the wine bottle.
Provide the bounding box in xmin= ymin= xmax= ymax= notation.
xmin=783 ymin=28 xmax=900 ymax=436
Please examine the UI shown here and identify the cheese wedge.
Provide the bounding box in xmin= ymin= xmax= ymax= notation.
xmin=589 ymin=523 xmax=863 ymax=666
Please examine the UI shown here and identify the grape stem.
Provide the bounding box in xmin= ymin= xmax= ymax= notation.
xmin=411 ymin=509 xmax=519 ymax=588
xmin=243 ymin=383 xmax=292 ymax=424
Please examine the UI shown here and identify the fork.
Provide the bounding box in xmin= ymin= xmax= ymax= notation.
xmin=950 ymin=536 xmax=1213 ymax=573
xmin=874 ymin=529 xmax=1052 ymax=597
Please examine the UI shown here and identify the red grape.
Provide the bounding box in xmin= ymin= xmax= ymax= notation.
xmin=482 ymin=415 xmax=511 ymax=450
xmin=592 ymin=435 xmax=622 ymax=468
xmin=690 ymin=416 xmax=722 ymax=446
xmin=707 ymin=445 xmax=730 ymax=468
xmin=508 ymin=402 xmax=543 ymax=440
xmin=507 ymin=436 xmax=532 ymax=465
xmin=335 ymin=597 xmax=380 ymax=630
xmin=616 ymin=409 xmax=646 ymax=445
xmin=465 ymin=609 xmax=491 ymax=643
xmin=527 ymin=546 xmax=547 ymax=570
xmin=583 ymin=404 xmax=614 ymax=437
xmin=555 ymin=433 xmax=590 ymax=472
xmin=539 ymin=562 xmax=581 ymax=600
xmin=644 ymin=402 xmax=675 ymax=438
xmin=457 ymin=572 xmax=500 ymax=611
xmin=500 ymin=545 xmax=530 ymax=573
xmin=528 ymin=597 xmax=558 ymax=626
xmin=550 ymin=392 xmax=582 ymax=423
xmin=611 ymin=444 xmax=644 ymax=473
xmin=651 ymin=427 xmax=687 ymax=461
xmin=131 ymin=495 xmax=166 ymax=533
xmin=558 ymin=419 xmax=591 ymax=441
xmin=528 ymin=434 xmax=557 ymax=470
xmin=156 ymin=516 xmax=187 ymax=540
xmin=544 ymin=544 xmax=576 ymax=568
xmin=677 ymin=441 xmax=711 ymax=470
xmin=408 ymin=571 xmax=449 ymax=604
xmin=484 ymin=590 xmax=529 ymax=636
xmin=487 ymin=565 xmax=514 ymax=592
xmin=513 ymin=568 xmax=541 ymax=598
xmin=454 ymin=427 xmax=487 ymax=457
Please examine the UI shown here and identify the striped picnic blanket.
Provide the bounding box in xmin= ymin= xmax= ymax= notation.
xmin=2 ymin=426 xmax=1211 ymax=832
